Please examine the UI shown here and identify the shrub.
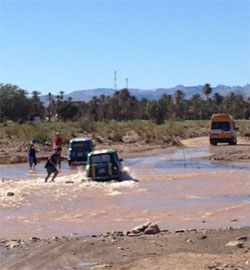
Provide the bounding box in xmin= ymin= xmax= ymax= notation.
xmin=2 ymin=119 xmax=247 ymax=146
xmin=237 ymin=120 xmax=250 ymax=137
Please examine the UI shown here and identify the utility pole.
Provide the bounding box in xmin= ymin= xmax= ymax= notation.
xmin=126 ymin=78 xmax=128 ymax=89
xmin=114 ymin=71 xmax=117 ymax=91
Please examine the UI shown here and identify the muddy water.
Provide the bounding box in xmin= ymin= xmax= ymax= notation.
xmin=0 ymin=147 xmax=250 ymax=239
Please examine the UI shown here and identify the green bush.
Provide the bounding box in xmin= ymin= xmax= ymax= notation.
xmin=1 ymin=119 xmax=247 ymax=145
xmin=78 ymin=118 xmax=97 ymax=133
xmin=237 ymin=120 xmax=250 ymax=137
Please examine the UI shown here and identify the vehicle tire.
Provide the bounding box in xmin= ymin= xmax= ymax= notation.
xmin=210 ymin=140 xmax=217 ymax=146
xmin=117 ymin=175 xmax=123 ymax=182
xmin=229 ymin=139 xmax=237 ymax=145
xmin=233 ymin=139 xmax=237 ymax=145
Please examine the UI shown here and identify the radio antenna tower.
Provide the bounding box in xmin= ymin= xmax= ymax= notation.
xmin=126 ymin=78 xmax=128 ymax=89
xmin=114 ymin=71 xmax=117 ymax=91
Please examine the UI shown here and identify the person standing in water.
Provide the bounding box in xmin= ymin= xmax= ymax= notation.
xmin=44 ymin=147 xmax=62 ymax=183
xmin=53 ymin=132 xmax=63 ymax=168
xmin=28 ymin=139 xmax=37 ymax=172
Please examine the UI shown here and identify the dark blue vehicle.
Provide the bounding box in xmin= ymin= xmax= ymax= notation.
xmin=67 ymin=138 xmax=94 ymax=165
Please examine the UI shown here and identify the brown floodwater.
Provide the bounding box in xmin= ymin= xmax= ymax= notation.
xmin=0 ymin=147 xmax=249 ymax=239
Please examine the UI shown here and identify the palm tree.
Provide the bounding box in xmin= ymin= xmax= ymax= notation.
xmin=60 ymin=91 xmax=64 ymax=101
xmin=56 ymin=95 xmax=61 ymax=103
xmin=31 ymin=91 xmax=41 ymax=115
xmin=88 ymin=96 xmax=99 ymax=121
xmin=202 ymin=83 xmax=212 ymax=101
xmin=48 ymin=92 xmax=52 ymax=121
xmin=189 ymin=94 xmax=202 ymax=119
xmin=174 ymin=90 xmax=185 ymax=105
xmin=212 ymin=92 xmax=223 ymax=105
xmin=174 ymin=90 xmax=185 ymax=119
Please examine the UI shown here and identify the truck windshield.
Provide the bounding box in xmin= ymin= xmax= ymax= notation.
xmin=211 ymin=122 xmax=230 ymax=131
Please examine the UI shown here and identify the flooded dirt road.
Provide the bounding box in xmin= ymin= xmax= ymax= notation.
xmin=0 ymin=140 xmax=250 ymax=239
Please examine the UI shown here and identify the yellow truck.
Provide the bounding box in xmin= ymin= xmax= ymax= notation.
xmin=209 ymin=114 xmax=238 ymax=145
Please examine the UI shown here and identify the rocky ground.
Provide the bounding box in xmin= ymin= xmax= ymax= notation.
xmin=0 ymin=224 xmax=249 ymax=270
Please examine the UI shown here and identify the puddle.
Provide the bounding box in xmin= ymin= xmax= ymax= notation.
xmin=0 ymin=252 xmax=16 ymax=261
xmin=0 ymin=252 xmax=5 ymax=259
xmin=0 ymin=163 xmax=85 ymax=180
xmin=76 ymin=261 xmax=97 ymax=267
xmin=1 ymin=146 xmax=249 ymax=179
xmin=63 ymin=261 xmax=96 ymax=270
xmin=155 ymin=159 xmax=250 ymax=171
xmin=126 ymin=147 xmax=211 ymax=166
xmin=127 ymin=147 xmax=250 ymax=171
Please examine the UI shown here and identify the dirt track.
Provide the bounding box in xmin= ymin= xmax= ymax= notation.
xmin=181 ymin=136 xmax=250 ymax=162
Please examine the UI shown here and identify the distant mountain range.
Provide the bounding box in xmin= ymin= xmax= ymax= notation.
xmin=40 ymin=84 xmax=250 ymax=105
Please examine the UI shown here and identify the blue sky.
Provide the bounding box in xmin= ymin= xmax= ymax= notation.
xmin=0 ymin=0 xmax=249 ymax=95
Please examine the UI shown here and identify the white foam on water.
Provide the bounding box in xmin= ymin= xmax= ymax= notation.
xmin=79 ymin=179 xmax=138 ymax=196
xmin=0 ymin=170 xmax=139 ymax=208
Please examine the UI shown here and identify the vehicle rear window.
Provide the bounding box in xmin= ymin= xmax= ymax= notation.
xmin=91 ymin=154 xmax=111 ymax=163
xmin=211 ymin=122 xmax=230 ymax=131
xmin=72 ymin=141 xmax=92 ymax=150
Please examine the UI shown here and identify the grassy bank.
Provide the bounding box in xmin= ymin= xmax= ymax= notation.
xmin=0 ymin=120 xmax=249 ymax=145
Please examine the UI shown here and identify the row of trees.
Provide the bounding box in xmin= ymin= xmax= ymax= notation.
xmin=82 ymin=87 xmax=250 ymax=124
xmin=0 ymin=83 xmax=249 ymax=124
xmin=0 ymin=84 xmax=45 ymax=122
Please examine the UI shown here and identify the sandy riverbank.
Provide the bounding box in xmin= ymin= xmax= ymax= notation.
xmin=0 ymin=136 xmax=250 ymax=165
xmin=0 ymin=226 xmax=250 ymax=270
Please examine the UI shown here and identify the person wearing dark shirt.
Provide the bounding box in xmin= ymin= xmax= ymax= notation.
xmin=28 ymin=139 xmax=37 ymax=171
xmin=44 ymin=148 xmax=62 ymax=183
xmin=53 ymin=132 xmax=63 ymax=168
